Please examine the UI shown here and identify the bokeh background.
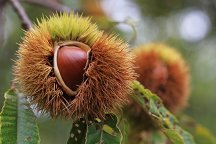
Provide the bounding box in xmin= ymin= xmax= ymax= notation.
xmin=0 ymin=0 xmax=216 ymax=143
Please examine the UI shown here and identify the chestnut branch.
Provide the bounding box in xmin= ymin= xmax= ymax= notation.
xmin=9 ymin=0 xmax=32 ymax=30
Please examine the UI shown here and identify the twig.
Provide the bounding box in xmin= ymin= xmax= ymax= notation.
xmin=9 ymin=0 xmax=32 ymax=30
xmin=23 ymin=0 xmax=71 ymax=12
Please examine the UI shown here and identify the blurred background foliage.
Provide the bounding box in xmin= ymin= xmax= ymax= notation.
xmin=0 ymin=0 xmax=216 ymax=143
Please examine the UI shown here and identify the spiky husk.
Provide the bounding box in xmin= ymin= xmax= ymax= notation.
xmin=133 ymin=43 xmax=190 ymax=113
xmin=14 ymin=13 xmax=135 ymax=119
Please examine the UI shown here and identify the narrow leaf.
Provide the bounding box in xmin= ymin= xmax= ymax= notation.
xmin=131 ymin=80 xmax=195 ymax=144
xmin=0 ymin=89 xmax=40 ymax=144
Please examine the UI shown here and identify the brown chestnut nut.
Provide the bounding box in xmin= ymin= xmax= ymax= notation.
xmin=54 ymin=42 xmax=90 ymax=96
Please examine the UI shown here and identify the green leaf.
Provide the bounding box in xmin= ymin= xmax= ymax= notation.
xmin=67 ymin=118 xmax=87 ymax=144
xmin=0 ymin=89 xmax=40 ymax=144
xmin=118 ymin=118 xmax=129 ymax=144
xmin=180 ymin=115 xmax=216 ymax=144
xmin=163 ymin=129 xmax=184 ymax=144
xmin=86 ymin=114 xmax=122 ymax=144
xmin=131 ymin=80 xmax=196 ymax=144
xmin=67 ymin=114 xmax=122 ymax=144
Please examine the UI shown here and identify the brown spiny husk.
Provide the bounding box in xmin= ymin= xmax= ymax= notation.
xmin=123 ymin=43 xmax=190 ymax=131
xmin=14 ymin=13 xmax=135 ymax=120
xmin=133 ymin=43 xmax=190 ymax=113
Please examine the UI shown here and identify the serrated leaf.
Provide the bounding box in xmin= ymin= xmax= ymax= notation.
xmin=131 ymin=80 xmax=196 ymax=144
xmin=67 ymin=114 xmax=122 ymax=144
xmin=0 ymin=89 xmax=40 ymax=144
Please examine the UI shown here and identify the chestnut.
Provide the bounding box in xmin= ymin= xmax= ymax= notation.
xmin=133 ymin=43 xmax=190 ymax=113
xmin=54 ymin=42 xmax=90 ymax=96
xmin=14 ymin=13 xmax=135 ymax=119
